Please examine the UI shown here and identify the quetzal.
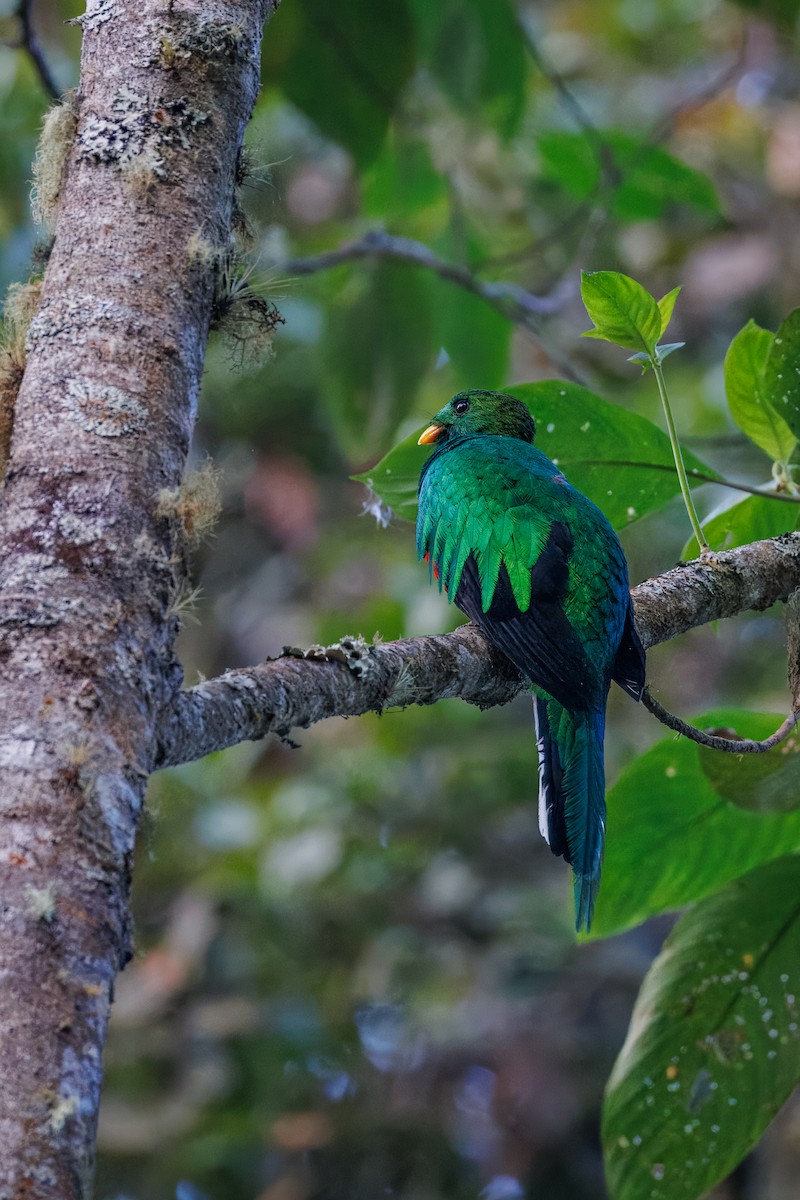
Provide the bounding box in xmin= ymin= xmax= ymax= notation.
xmin=416 ymin=390 xmax=645 ymax=931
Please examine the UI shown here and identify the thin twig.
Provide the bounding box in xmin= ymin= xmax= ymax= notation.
xmin=15 ymin=0 xmax=58 ymax=99
xmin=472 ymin=202 xmax=594 ymax=273
xmin=283 ymin=230 xmax=571 ymax=315
xmin=646 ymin=36 xmax=748 ymax=149
xmin=517 ymin=15 xmax=620 ymax=190
xmin=280 ymin=229 xmax=584 ymax=382
xmin=480 ymin=37 xmax=742 ymax=276
xmin=641 ymin=686 xmax=798 ymax=753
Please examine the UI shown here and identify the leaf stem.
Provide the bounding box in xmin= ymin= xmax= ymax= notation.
xmin=652 ymin=358 xmax=709 ymax=552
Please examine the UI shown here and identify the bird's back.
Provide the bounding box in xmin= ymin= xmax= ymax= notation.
xmin=417 ymin=433 xmax=635 ymax=697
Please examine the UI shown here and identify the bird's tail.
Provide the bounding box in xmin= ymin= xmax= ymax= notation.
xmin=533 ymin=696 xmax=606 ymax=933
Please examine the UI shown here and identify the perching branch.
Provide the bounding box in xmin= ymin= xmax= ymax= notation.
xmin=641 ymin=563 xmax=800 ymax=751
xmin=155 ymin=531 xmax=800 ymax=770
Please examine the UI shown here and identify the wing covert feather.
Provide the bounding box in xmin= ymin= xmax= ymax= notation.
xmin=418 ymin=438 xmax=555 ymax=607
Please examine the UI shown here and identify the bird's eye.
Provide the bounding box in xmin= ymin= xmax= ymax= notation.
xmin=453 ymin=399 xmax=470 ymax=415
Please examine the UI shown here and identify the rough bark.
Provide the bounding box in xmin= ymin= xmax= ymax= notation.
xmin=155 ymin=532 xmax=800 ymax=769
xmin=0 ymin=1 xmax=276 ymax=1195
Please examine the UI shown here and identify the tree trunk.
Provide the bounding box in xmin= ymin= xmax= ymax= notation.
xmin=0 ymin=1 xmax=276 ymax=1194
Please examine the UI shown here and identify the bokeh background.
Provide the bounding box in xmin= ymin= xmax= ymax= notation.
xmin=2 ymin=0 xmax=800 ymax=1195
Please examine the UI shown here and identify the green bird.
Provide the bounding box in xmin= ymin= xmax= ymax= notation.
xmin=416 ymin=390 xmax=645 ymax=931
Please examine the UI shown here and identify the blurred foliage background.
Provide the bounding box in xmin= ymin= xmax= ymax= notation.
xmin=3 ymin=0 xmax=800 ymax=1196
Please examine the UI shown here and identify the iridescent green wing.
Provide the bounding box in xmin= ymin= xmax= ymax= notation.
xmin=417 ymin=437 xmax=561 ymax=612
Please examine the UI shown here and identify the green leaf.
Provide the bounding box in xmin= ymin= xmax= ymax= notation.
xmin=362 ymin=133 xmax=447 ymax=222
xmin=265 ymin=0 xmax=416 ymax=166
xmin=321 ymin=264 xmax=437 ymax=459
xmin=434 ymin=284 xmax=511 ymax=390
xmin=683 ymin=492 xmax=800 ymax=560
xmin=630 ymin=342 xmax=684 ymax=372
xmin=626 ymin=351 xmax=652 ymax=373
xmin=657 ymin=288 xmax=682 ymax=338
xmin=724 ymin=320 xmax=796 ymax=463
xmin=604 ymin=856 xmax=800 ymax=1200
xmin=512 ymin=381 xmax=715 ymax=529
xmin=581 ymin=270 xmax=662 ymax=355
xmin=764 ymin=308 xmax=800 ymax=444
xmin=354 ymin=380 xmax=717 ymax=528
xmin=698 ymin=713 xmax=800 ymax=813
xmin=410 ymin=0 xmax=525 ymax=139
xmin=537 ymin=130 xmax=599 ymax=200
xmin=608 ymin=133 xmax=721 ymax=220
xmin=536 ymin=131 xmax=720 ymax=220
xmin=431 ymin=227 xmax=511 ymax=388
xmin=593 ymin=709 xmax=800 ymax=938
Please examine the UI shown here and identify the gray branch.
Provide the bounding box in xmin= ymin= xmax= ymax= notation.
xmin=155 ymin=531 xmax=800 ymax=770
xmin=278 ymin=229 xmax=583 ymax=381
xmin=283 ymin=230 xmax=570 ymax=317
xmin=14 ymin=0 xmax=59 ymax=99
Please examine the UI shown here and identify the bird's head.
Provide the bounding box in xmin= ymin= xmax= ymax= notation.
xmin=418 ymin=390 xmax=536 ymax=446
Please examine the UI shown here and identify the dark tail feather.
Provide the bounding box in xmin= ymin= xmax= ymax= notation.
xmin=612 ymin=598 xmax=646 ymax=702
xmin=533 ymin=697 xmax=606 ymax=933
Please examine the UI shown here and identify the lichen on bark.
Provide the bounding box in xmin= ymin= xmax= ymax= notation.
xmin=0 ymin=2 xmax=279 ymax=1195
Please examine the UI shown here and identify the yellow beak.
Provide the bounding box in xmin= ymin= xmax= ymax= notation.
xmin=418 ymin=423 xmax=445 ymax=445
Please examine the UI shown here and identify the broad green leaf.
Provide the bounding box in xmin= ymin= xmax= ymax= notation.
xmin=581 ymin=271 xmax=662 ymax=355
xmin=593 ymin=709 xmax=800 ymax=938
xmin=511 ymin=382 xmax=715 ymax=530
xmin=537 ymin=130 xmax=598 ymax=200
xmin=683 ymin=492 xmax=800 ymax=559
xmin=657 ymin=287 xmax=682 ymax=338
xmin=354 ymin=380 xmax=716 ymax=528
xmin=724 ymin=320 xmax=796 ymax=463
xmin=321 ymin=264 xmax=437 ymax=459
xmin=731 ymin=0 xmax=800 ymax=28
xmin=410 ymin=0 xmax=525 ymax=139
xmin=433 ymin=283 xmax=511 ymax=390
xmin=699 ymin=710 xmax=800 ymax=813
xmin=609 ymin=134 xmax=720 ymax=220
xmin=431 ymin=227 xmax=511 ymax=389
xmin=265 ymin=0 xmax=416 ymax=166
xmin=764 ymin=308 xmax=800 ymax=443
xmin=604 ymin=856 xmax=800 ymax=1200
xmin=536 ymin=131 xmax=720 ymax=220
xmin=362 ymin=133 xmax=447 ymax=222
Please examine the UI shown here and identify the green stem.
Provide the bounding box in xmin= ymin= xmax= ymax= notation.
xmin=652 ymin=357 xmax=709 ymax=553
